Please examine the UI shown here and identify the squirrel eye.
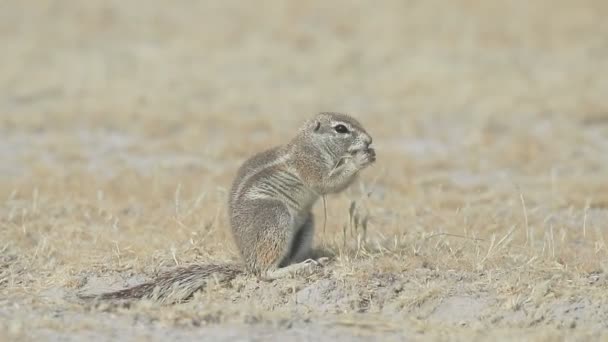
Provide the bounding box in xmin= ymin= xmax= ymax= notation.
xmin=334 ymin=124 xmax=349 ymax=133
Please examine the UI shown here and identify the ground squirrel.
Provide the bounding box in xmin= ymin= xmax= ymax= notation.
xmin=80 ymin=112 xmax=375 ymax=304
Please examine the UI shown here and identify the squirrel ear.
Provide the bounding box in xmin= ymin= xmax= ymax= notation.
xmin=313 ymin=121 xmax=321 ymax=132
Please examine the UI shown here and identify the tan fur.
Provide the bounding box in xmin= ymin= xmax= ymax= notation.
xmin=79 ymin=112 xmax=375 ymax=304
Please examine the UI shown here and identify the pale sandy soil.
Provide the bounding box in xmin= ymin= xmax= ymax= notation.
xmin=2 ymin=1 xmax=608 ymax=341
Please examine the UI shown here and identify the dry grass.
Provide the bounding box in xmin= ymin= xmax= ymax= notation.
xmin=1 ymin=0 xmax=608 ymax=340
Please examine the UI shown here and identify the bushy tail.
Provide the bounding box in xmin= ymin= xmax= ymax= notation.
xmin=79 ymin=263 xmax=243 ymax=304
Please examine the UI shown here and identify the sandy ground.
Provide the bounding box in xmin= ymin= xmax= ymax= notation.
xmin=2 ymin=1 xmax=608 ymax=341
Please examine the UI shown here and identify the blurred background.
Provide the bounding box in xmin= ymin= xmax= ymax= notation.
xmin=2 ymin=0 xmax=607 ymax=124
xmin=1 ymin=0 xmax=608 ymax=256
xmin=0 ymin=0 xmax=608 ymax=208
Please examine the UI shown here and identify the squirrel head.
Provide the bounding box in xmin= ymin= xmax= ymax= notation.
xmin=296 ymin=112 xmax=373 ymax=158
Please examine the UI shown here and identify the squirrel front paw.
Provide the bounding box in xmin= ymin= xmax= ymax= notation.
xmin=353 ymin=148 xmax=376 ymax=168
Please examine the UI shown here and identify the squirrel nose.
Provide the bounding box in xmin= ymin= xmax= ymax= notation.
xmin=364 ymin=135 xmax=372 ymax=147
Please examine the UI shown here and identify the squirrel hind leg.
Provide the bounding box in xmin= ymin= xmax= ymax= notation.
xmin=261 ymin=213 xmax=327 ymax=281
xmin=240 ymin=201 xmax=324 ymax=281
xmin=241 ymin=199 xmax=294 ymax=274
xmin=282 ymin=213 xmax=315 ymax=265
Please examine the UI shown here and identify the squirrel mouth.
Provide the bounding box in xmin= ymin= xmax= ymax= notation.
xmin=349 ymin=145 xmax=374 ymax=154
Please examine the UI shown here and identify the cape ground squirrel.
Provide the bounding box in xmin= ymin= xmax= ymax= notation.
xmin=81 ymin=112 xmax=375 ymax=303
